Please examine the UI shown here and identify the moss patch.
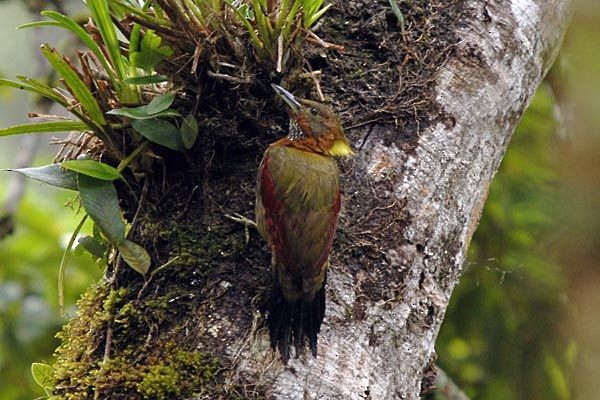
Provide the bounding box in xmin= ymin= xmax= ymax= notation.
xmin=51 ymin=186 xmax=262 ymax=398
xmin=53 ymin=282 xmax=220 ymax=399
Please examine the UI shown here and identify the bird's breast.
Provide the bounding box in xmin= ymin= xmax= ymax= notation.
xmin=263 ymin=145 xmax=340 ymax=212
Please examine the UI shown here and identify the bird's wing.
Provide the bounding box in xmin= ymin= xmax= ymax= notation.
xmin=257 ymin=145 xmax=340 ymax=293
xmin=256 ymin=149 xmax=290 ymax=266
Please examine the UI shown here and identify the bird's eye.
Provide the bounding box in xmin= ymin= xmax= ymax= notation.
xmin=310 ymin=107 xmax=318 ymax=115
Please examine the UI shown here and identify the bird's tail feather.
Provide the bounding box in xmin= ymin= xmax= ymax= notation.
xmin=268 ymin=275 xmax=326 ymax=363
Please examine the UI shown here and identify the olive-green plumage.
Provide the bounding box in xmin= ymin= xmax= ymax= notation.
xmin=256 ymin=85 xmax=352 ymax=362
xmin=256 ymin=146 xmax=339 ymax=300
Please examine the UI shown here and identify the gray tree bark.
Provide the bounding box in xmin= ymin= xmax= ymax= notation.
xmin=231 ymin=1 xmax=570 ymax=399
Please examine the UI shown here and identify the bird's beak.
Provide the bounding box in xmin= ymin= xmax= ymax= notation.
xmin=271 ymin=84 xmax=301 ymax=112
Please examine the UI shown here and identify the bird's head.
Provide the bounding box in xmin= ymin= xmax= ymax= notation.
xmin=272 ymin=84 xmax=353 ymax=157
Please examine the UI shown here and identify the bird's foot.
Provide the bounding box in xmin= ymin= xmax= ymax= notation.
xmin=225 ymin=212 xmax=257 ymax=228
xmin=225 ymin=213 xmax=256 ymax=245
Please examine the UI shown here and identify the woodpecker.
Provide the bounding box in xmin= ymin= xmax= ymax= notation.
xmin=255 ymin=84 xmax=352 ymax=362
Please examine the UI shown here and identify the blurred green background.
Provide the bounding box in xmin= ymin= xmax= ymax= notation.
xmin=0 ymin=0 xmax=599 ymax=399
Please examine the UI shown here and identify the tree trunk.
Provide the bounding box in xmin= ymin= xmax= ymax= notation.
xmin=233 ymin=1 xmax=570 ymax=398
xmin=52 ymin=1 xmax=570 ymax=399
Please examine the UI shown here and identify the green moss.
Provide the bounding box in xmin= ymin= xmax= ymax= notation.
xmin=137 ymin=345 xmax=218 ymax=400
xmin=138 ymin=364 xmax=179 ymax=400
xmin=49 ymin=190 xmax=250 ymax=399
xmin=53 ymin=283 xmax=111 ymax=399
xmin=52 ymin=280 xmax=220 ymax=399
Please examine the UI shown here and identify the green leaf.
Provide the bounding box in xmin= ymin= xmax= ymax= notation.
xmin=73 ymin=242 xmax=85 ymax=257
xmin=31 ymin=362 xmax=54 ymax=395
xmin=227 ymin=1 xmax=265 ymax=55
xmin=17 ymin=20 xmax=61 ymax=29
xmin=0 ymin=121 xmax=88 ymax=137
xmin=305 ymin=3 xmax=331 ymax=28
xmin=0 ymin=77 xmax=68 ymax=107
xmin=59 ymin=215 xmax=87 ymax=316
xmin=388 ymin=0 xmax=405 ymax=28
xmin=107 ymin=106 xmax=181 ymax=120
xmin=146 ymin=93 xmax=175 ymax=115
xmin=78 ymin=175 xmax=126 ymax=244
xmin=118 ymin=240 xmax=151 ymax=274
xmin=15 ymin=76 xmax=70 ymax=105
xmin=131 ymin=119 xmax=185 ymax=151
xmin=40 ymin=11 xmax=118 ymax=86
xmin=107 ymin=0 xmax=174 ymax=29
xmin=4 ymin=164 xmax=77 ymax=190
xmin=86 ymin=0 xmax=127 ymax=80
xmin=181 ymin=113 xmax=199 ymax=149
xmin=237 ymin=3 xmax=254 ymax=20
xmin=130 ymin=30 xmax=174 ymax=73
xmin=61 ymin=159 xmax=121 ymax=181
xmin=124 ymin=75 xmax=170 ymax=85
xmin=40 ymin=44 xmax=107 ymax=126
xmin=86 ymin=0 xmax=138 ymax=102
xmin=93 ymin=223 xmax=103 ymax=241
xmin=76 ymin=235 xmax=107 ymax=259
xmin=303 ymin=0 xmax=319 ymax=14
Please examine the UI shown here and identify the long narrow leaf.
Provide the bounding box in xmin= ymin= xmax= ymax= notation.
xmin=305 ymin=3 xmax=331 ymax=28
xmin=40 ymin=44 xmax=107 ymax=126
xmin=282 ymin=0 xmax=302 ymax=39
xmin=86 ymin=0 xmax=126 ymax=80
xmin=388 ymin=0 xmax=404 ymax=25
xmin=128 ymin=23 xmax=142 ymax=79
xmin=0 ymin=77 xmax=68 ymax=108
xmin=304 ymin=0 xmax=325 ymax=14
xmin=15 ymin=76 xmax=96 ymax=127
xmin=16 ymin=76 xmax=69 ymax=105
xmin=107 ymin=106 xmax=180 ymax=119
xmin=107 ymin=0 xmax=173 ymax=28
xmin=253 ymin=0 xmax=273 ymax=47
xmin=124 ymin=75 xmax=169 ymax=85
xmin=226 ymin=2 xmax=266 ymax=55
xmin=0 ymin=121 xmax=89 ymax=137
xmin=58 ymin=215 xmax=87 ymax=315
xmin=17 ymin=21 xmax=61 ymax=29
xmin=88 ymin=0 xmax=139 ymax=103
xmin=181 ymin=0 xmax=206 ymax=28
xmin=41 ymin=11 xmax=118 ymax=86
xmin=274 ymin=0 xmax=291 ymax=32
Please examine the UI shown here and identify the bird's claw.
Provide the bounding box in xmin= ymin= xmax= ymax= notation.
xmin=225 ymin=213 xmax=256 ymax=245
xmin=225 ymin=213 xmax=257 ymax=227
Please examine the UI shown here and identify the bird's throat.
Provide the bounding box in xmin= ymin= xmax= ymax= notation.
xmin=326 ymin=138 xmax=353 ymax=156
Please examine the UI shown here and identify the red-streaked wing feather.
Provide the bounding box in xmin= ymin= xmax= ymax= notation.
xmin=256 ymin=152 xmax=290 ymax=266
